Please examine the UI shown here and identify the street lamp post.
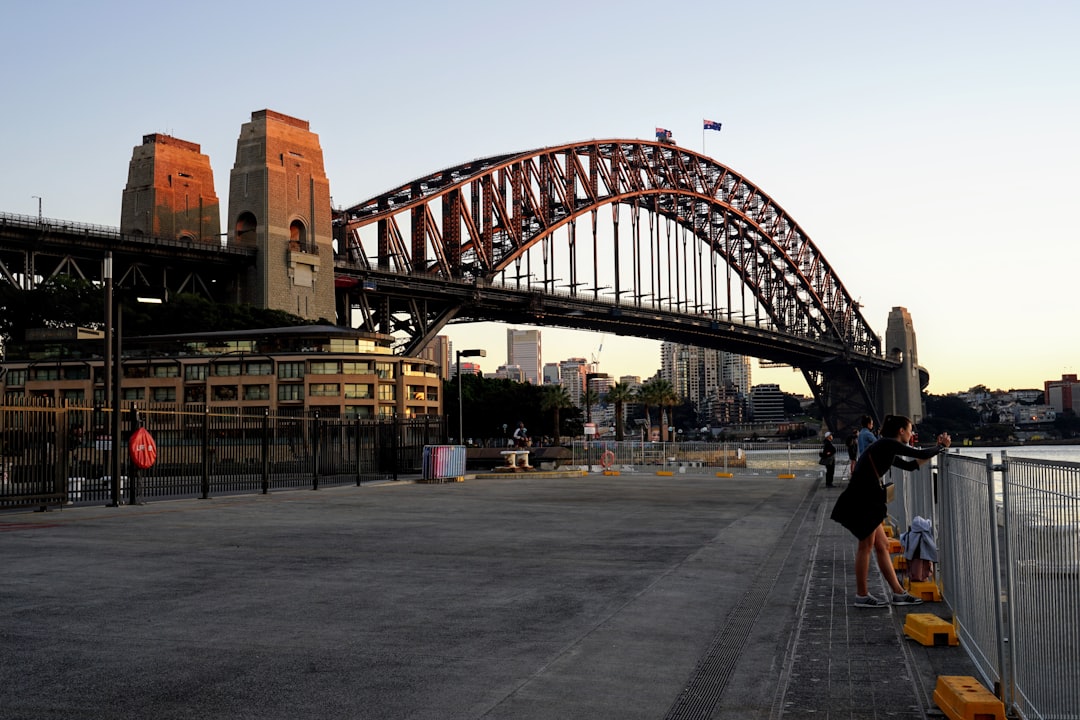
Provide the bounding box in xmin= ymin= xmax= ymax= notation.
xmin=455 ymin=349 xmax=486 ymax=444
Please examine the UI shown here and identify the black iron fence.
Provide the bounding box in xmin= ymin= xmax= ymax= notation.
xmin=0 ymin=398 xmax=444 ymax=509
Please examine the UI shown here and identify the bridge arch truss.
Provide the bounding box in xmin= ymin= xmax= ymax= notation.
xmin=335 ymin=139 xmax=895 ymax=429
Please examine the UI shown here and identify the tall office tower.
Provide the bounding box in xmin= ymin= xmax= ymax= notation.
xmin=542 ymin=363 xmax=561 ymax=385
xmin=750 ymin=383 xmax=786 ymax=422
xmin=507 ymin=329 xmax=541 ymax=384
xmin=661 ymin=342 xmax=752 ymax=415
xmin=723 ymin=353 xmax=752 ymax=397
xmin=227 ymin=109 xmax=335 ymax=322
xmin=559 ymin=358 xmax=589 ymax=406
xmin=121 ymin=134 xmax=220 ymax=242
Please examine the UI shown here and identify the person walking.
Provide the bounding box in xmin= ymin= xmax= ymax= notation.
xmin=820 ymin=432 xmax=837 ymax=487
xmin=830 ymin=414 xmax=951 ymax=607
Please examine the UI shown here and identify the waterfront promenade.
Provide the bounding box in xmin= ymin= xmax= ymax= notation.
xmin=1 ymin=469 xmax=980 ymax=719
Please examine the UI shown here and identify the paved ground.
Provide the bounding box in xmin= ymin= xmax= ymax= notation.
xmin=1 ymin=468 xmax=980 ymax=719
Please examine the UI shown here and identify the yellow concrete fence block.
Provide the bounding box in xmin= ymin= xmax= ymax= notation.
xmin=656 ymin=470 xmax=674 ymax=477
xmin=932 ymin=676 xmax=1005 ymax=720
xmin=904 ymin=613 xmax=958 ymax=646
xmin=887 ymin=537 xmax=903 ymax=554
xmin=715 ymin=471 xmax=734 ymax=478
xmin=892 ymin=554 xmax=907 ymax=571
xmin=602 ymin=470 xmax=620 ymax=476
xmin=906 ymin=579 xmax=943 ymax=602
xmin=777 ymin=473 xmax=796 ymax=479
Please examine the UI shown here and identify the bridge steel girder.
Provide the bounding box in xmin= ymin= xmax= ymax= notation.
xmin=334 ymin=140 xmax=898 ymax=432
xmin=0 ymin=212 xmax=254 ymax=302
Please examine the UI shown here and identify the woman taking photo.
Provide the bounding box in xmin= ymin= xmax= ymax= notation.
xmin=830 ymin=414 xmax=951 ymax=607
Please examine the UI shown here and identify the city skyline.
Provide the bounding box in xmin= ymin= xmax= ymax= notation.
xmin=2 ymin=1 xmax=1076 ymax=396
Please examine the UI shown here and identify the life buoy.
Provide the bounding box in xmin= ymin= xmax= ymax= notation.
xmin=600 ymin=450 xmax=616 ymax=469
xmin=128 ymin=427 xmax=157 ymax=470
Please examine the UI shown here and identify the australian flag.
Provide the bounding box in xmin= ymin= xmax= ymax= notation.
xmin=655 ymin=127 xmax=672 ymax=139
xmin=703 ymin=119 xmax=723 ymax=132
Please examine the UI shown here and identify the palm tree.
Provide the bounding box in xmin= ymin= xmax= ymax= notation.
xmin=657 ymin=381 xmax=681 ymax=442
xmin=605 ymin=382 xmax=635 ymax=441
xmin=636 ymin=379 xmax=664 ymax=441
xmin=640 ymin=379 xmax=679 ymax=442
xmin=540 ymin=384 xmax=573 ymax=442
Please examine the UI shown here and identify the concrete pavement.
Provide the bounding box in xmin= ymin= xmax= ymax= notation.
xmin=1 ymin=469 xmax=979 ymax=719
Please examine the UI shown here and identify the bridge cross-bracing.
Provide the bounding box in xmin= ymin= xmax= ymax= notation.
xmin=333 ymin=139 xmax=899 ymax=432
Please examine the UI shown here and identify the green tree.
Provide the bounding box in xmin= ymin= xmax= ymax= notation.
xmin=636 ymin=379 xmax=663 ymax=439
xmin=582 ymin=388 xmax=599 ymax=425
xmin=604 ymin=382 xmax=635 ymax=441
xmin=540 ymin=384 xmax=574 ymax=440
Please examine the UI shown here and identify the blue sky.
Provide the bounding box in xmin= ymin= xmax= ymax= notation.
xmin=3 ymin=0 xmax=1077 ymax=395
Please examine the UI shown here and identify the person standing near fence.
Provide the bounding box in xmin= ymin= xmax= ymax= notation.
xmin=820 ymin=432 xmax=837 ymax=488
xmin=856 ymin=415 xmax=876 ymax=457
xmin=830 ymin=414 xmax=951 ymax=607
xmin=846 ymin=429 xmax=858 ymax=477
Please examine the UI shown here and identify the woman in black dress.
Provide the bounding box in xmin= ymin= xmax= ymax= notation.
xmin=830 ymin=414 xmax=951 ymax=607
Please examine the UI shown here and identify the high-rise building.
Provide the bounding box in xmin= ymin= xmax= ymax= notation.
xmin=660 ymin=342 xmax=751 ymax=419
xmin=542 ymin=363 xmax=561 ymax=385
xmin=750 ymin=383 xmax=786 ymax=422
xmin=559 ymin=358 xmax=589 ymax=406
xmin=507 ymin=329 xmax=541 ymax=384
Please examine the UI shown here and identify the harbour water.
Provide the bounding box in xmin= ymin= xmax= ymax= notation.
xmin=950 ymin=443 xmax=1080 ymax=464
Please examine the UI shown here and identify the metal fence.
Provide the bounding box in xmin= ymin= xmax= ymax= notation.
xmin=930 ymin=451 xmax=1080 ymax=720
xmin=0 ymin=400 xmax=444 ymax=509
xmin=569 ymin=440 xmax=824 ymax=475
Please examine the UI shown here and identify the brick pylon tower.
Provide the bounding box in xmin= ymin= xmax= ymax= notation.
xmin=227 ymin=109 xmax=336 ymax=323
xmin=120 ymin=134 xmax=221 ymax=242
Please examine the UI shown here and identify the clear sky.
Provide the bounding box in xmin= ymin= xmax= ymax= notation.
xmin=3 ymin=0 xmax=1077 ymax=396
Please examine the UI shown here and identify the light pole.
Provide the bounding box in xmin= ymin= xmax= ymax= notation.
xmin=455 ymin=349 xmax=486 ymax=444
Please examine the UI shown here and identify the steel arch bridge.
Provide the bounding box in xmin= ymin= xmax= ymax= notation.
xmin=333 ymin=139 xmax=903 ymax=432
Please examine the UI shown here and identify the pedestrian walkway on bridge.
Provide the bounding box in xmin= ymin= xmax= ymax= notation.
xmin=1 ymin=469 xmax=981 ymax=719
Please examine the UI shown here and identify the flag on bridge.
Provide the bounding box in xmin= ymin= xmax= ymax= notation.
xmin=703 ymin=119 xmax=723 ymax=131
xmin=655 ymin=127 xmax=672 ymax=139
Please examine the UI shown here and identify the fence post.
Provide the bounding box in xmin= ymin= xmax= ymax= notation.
xmin=261 ymin=408 xmax=270 ymax=495
xmin=984 ymin=452 xmax=1008 ymax=701
xmin=391 ymin=416 xmax=399 ymax=482
xmin=200 ymin=408 xmax=210 ymax=500
xmin=311 ymin=410 xmax=320 ymax=491
xmin=999 ymin=451 xmax=1017 ymax=709
xmin=355 ymin=416 xmax=362 ymax=486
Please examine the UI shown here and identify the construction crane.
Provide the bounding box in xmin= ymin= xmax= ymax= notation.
xmin=590 ymin=336 xmax=605 ymax=374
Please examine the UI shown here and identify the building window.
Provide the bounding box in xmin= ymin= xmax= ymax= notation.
xmin=243 ymin=384 xmax=270 ymax=401
xmin=152 ymin=387 xmax=176 ymax=402
xmin=375 ymin=363 xmax=395 ymax=379
xmin=278 ymin=384 xmax=304 ymax=401
xmin=185 ymin=364 xmax=207 ymax=381
xmin=342 ymin=361 xmax=372 ymax=375
xmin=61 ymin=389 xmax=85 ymax=404
xmin=184 ymin=386 xmax=206 ymax=403
xmin=6 ymin=370 xmax=26 ymax=387
xmin=122 ymin=387 xmax=146 ymax=401
xmin=64 ymin=366 xmax=91 ymax=380
xmin=378 ymin=384 xmax=396 ymax=401
xmin=212 ymin=385 xmax=238 ymax=401
xmin=344 ymin=405 xmax=373 ymax=419
xmin=152 ymin=365 xmax=179 ymax=378
xmin=278 ymin=362 xmax=305 ymax=379
xmin=309 ymin=383 xmax=340 ymax=397
xmin=309 ymin=361 xmax=339 ymax=375
xmin=31 ymin=367 xmax=60 ymax=381
xmin=344 ymin=383 xmax=372 ymax=399
xmin=378 ymin=405 xmax=395 ymax=418
xmin=245 ymin=362 xmax=272 ymax=376
xmin=213 ymin=363 xmax=241 ymax=377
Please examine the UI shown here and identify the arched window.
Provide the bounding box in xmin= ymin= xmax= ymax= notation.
xmin=235 ymin=212 xmax=258 ymax=246
xmin=290 ymin=219 xmax=307 ymax=251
